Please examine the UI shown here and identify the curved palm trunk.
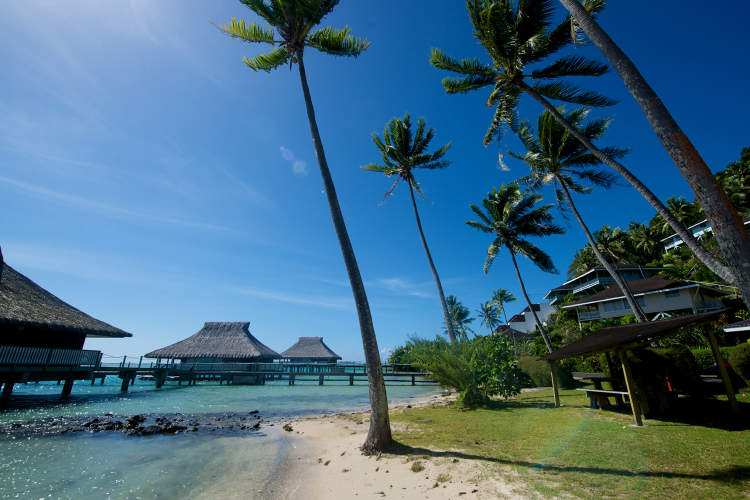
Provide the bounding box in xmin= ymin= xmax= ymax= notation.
xmin=519 ymin=81 xmax=734 ymax=286
xmin=297 ymin=52 xmax=391 ymax=452
xmin=407 ymin=182 xmax=456 ymax=342
xmin=509 ymin=250 xmax=553 ymax=353
xmin=561 ymin=0 xmax=750 ymax=309
xmin=559 ymin=182 xmax=647 ymax=322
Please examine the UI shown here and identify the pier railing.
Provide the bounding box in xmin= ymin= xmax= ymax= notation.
xmin=129 ymin=360 xmax=428 ymax=375
xmin=0 ymin=346 xmax=102 ymax=367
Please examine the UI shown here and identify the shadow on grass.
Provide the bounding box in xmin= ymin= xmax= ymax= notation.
xmin=385 ymin=440 xmax=750 ymax=484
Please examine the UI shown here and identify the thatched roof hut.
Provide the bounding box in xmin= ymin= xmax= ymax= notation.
xmin=281 ymin=336 xmax=341 ymax=363
xmin=0 ymin=261 xmax=132 ymax=349
xmin=145 ymin=322 xmax=281 ymax=362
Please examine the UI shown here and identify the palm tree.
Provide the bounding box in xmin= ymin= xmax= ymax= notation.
xmin=594 ymin=225 xmax=628 ymax=264
xmin=560 ymin=0 xmax=750 ymax=308
xmin=214 ymin=0 xmax=390 ymax=452
xmin=628 ymin=221 xmax=661 ymax=260
xmin=567 ymin=245 xmax=598 ymax=279
xmin=491 ymin=288 xmax=516 ymax=326
xmin=664 ymin=196 xmax=701 ymax=232
xmin=466 ymin=184 xmax=565 ymax=353
xmin=361 ymin=113 xmax=457 ymax=341
xmin=432 ymin=0 xmax=733 ymax=289
xmin=511 ymin=107 xmax=645 ymax=321
xmin=716 ymin=151 xmax=750 ymax=213
xmin=444 ymin=295 xmax=474 ymax=340
xmin=476 ymin=301 xmax=501 ymax=332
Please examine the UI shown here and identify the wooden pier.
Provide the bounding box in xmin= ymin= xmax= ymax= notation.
xmin=0 ymin=347 xmax=435 ymax=396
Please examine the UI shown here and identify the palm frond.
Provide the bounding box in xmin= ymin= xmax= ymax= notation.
xmin=212 ymin=17 xmax=277 ymax=44
xmin=532 ymin=81 xmax=618 ymax=107
xmin=441 ymin=74 xmax=497 ymax=94
xmin=242 ymin=46 xmax=292 ymax=72
xmin=308 ymin=26 xmax=370 ymax=57
xmin=531 ymin=55 xmax=610 ymax=79
xmin=514 ymin=240 xmax=559 ymax=274
xmin=239 ymin=0 xmax=286 ymax=26
xmin=430 ymin=48 xmax=496 ymax=76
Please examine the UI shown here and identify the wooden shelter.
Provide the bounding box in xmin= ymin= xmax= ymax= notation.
xmin=0 ymin=261 xmax=133 ymax=395
xmin=538 ymin=309 xmax=739 ymax=426
xmin=280 ymin=336 xmax=341 ymax=364
xmin=145 ymin=322 xmax=281 ymax=364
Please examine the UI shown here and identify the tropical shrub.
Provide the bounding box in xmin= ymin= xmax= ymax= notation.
xmin=729 ymin=343 xmax=750 ymax=385
xmin=517 ymin=356 xmax=570 ymax=388
xmin=690 ymin=347 xmax=737 ymax=373
xmin=388 ymin=335 xmax=442 ymax=366
xmin=413 ymin=335 xmax=523 ymax=406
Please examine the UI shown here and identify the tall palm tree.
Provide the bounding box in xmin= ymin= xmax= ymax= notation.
xmin=214 ymin=0 xmax=390 ymax=452
xmin=628 ymin=221 xmax=661 ymax=260
xmin=361 ymin=113 xmax=456 ymax=341
xmin=664 ymin=196 xmax=701 ymax=232
xmin=444 ymin=295 xmax=475 ymax=340
xmin=511 ymin=107 xmax=645 ymax=321
xmin=594 ymin=225 xmax=628 ymax=264
xmin=716 ymin=152 xmax=750 ymax=213
xmin=466 ymin=184 xmax=565 ymax=353
xmin=567 ymin=245 xmax=598 ymax=279
xmin=431 ymin=0 xmax=733 ymax=289
xmin=559 ymin=0 xmax=750 ymax=308
xmin=491 ymin=287 xmax=516 ymax=326
xmin=476 ymin=301 xmax=501 ymax=332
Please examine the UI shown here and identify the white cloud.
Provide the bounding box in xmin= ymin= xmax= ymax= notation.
xmin=367 ymin=277 xmax=435 ymax=299
xmin=229 ymin=286 xmax=352 ymax=309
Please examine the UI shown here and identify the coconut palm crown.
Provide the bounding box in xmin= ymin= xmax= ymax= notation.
xmin=214 ymin=0 xmax=369 ymax=72
xmin=430 ymin=0 xmax=613 ymax=148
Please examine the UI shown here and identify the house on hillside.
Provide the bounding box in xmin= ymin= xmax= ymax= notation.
xmin=562 ymin=275 xmax=727 ymax=323
xmin=661 ymin=217 xmax=750 ymax=253
xmin=501 ymin=303 xmax=556 ymax=334
xmin=544 ymin=264 xmax=664 ymax=305
xmin=280 ymin=336 xmax=341 ymax=364
xmin=0 ymin=261 xmax=133 ymax=395
xmin=145 ymin=322 xmax=281 ymax=367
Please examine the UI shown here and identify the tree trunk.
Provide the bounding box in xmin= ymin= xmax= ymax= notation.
xmin=518 ymin=81 xmax=734 ymax=285
xmin=560 ymin=0 xmax=750 ymax=309
xmin=297 ymin=52 xmax=391 ymax=452
xmin=559 ymin=182 xmax=646 ymax=322
xmin=509 ymin=250 xmax=553 ymax=353
xmin=408 ymin=182 xmax=456 ymax=342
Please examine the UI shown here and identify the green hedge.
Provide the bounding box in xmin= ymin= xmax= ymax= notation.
xmin=690 ymin=347 xmax=737 ymax=373
xmin=517 ymin=356 xmax=570 ymax=388
xmin=729 ymin=344 xmax=750 ymax=385
xmin=628 ymin=347 xmax=701 ymax=394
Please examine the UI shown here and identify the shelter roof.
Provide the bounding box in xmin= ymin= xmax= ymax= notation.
xmin=0 ymin=262 xmax=132 ymax=338
xmin=145 ymin=322 xmax=280 ymax=359
xmin=281 ymin=336 xmax=341 ymax=360
xmin=538 ymin=309 xmax=729 ymax=361
xmin=724 ymin=318 xmax=750 ymax=332
xmin=563 ymin=276 xmax=723 ymax=308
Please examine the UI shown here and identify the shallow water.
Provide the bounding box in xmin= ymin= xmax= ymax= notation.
xmin=0 ymin=378 xmax=440 ymax=498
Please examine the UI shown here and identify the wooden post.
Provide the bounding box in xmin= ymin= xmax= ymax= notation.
xmin=318 ymin=374 xmax=324 ymax=386
xmin=349 ymin=374 xmax=354 ymax=386
xmin=705 ymin=325 xmax=740 ymax=414
xmin=100 ymin=376 xmax=106 ymax=385
xmin=62 ymin=379 xmax=74 ymax=396
xmin=619 ymin=350 xmax=643 ymax=426
xmin=2 ymin=382 xmax=13 ymax=396
xmin=604 ymin=352 xmax=624 ymax=408
xmin=548 ymin=360 xmax=560 ymax=407
xmin=120 ymin=376 xmax=129 ymax=392
xmin=411 ymin=375 xmax=415 ymax=386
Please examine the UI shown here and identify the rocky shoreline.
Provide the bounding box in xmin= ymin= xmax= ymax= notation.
xmin=0 ymin=410 xmax=270 ymax=438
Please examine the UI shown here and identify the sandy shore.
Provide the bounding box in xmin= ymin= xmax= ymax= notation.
xmin=279 ymin=393 xmax=528 ymax=500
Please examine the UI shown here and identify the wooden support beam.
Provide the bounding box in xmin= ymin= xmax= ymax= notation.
xmin=1 ymin=383 xmax=12 ymax=396
xmin=619 ymin=350 xmax=643 ymax=426
xmin=411 ymin=375 xmax=415 ymax=386
xmin=604 ymin=352 xmax=625 ymax=408
xmin=349 ymin=375 xmax=354 ymax=386
xmin=62 ymin=379 xmax=74 ymax=396
xmin=120 ymin=376 xmax=129 ymax=392
xmin=705 ymin=325 xmax=739 ymax=414
xmin=548 ymin=360 xmax=560 ymax=407
xmin=100 ymin=376 xmax=106 ymax=385
xmin=318 ymin=374 xmax=324 ymax=386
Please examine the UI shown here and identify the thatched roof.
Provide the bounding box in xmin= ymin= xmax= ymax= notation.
xmin=281 ymin=336 xmax=341 ymax=360
xmin=0 ymin=262 xmax=132 ymax=338
xmin=145 ymin=322 xmax=281 ymax=360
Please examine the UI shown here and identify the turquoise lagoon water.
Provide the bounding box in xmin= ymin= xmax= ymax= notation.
xmin=0 ymin=377 xmax=440 ymax=499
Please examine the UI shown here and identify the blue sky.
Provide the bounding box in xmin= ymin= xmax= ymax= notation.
xmin=2 ymin=1 xmax=749 ymax=362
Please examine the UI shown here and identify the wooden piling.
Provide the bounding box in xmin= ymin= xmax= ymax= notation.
xmin=120 ymin=376 xmax=129 ymax=392
xmin=705 ymin=325 xmax=739 ymax=414
xmin=548 ymin=360 xmax=560 ymax=407
xmin=1 ymin=383 xmax=12 ymax=396
xmin=62 ymin=379 xmax=74 ymax=396
xmin=318 ymin=374 xmax=324 ymax=386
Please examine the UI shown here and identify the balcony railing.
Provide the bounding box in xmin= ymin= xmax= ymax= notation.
xmin=0 ymin=346 xmax=101 ymax=367
xmin=578 ymin=311 xmax=601 ymax=320
xmin=696 ymin=300 xmax=723 ymax=311
xmin=573 ymin=277 xmax=615 ymax=294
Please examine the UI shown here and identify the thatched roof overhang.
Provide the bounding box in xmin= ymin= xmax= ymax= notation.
xmin=0 ymin=262 xmax=132 ymax=338
xmin=281 ymin=336 xmax=341 ymax=360
xmin=145 ymin=322 xmax=281 ymax=360
xmin=538 ymin=309 xmax=730 ymax=361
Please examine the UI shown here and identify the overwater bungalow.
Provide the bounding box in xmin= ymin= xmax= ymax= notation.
xmin=280 ymin=336 xmax=341 ymax=364
xmin=145 ymin=322 xmax=281 ymax=368
xmin=0 ymin=260 xmax=133 ymax=395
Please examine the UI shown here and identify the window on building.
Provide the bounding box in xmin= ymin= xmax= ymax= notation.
xmin=665 ymin=290 xmax=681 ymax=299
xmin=603 ymin=297 xmax=646 ymax=312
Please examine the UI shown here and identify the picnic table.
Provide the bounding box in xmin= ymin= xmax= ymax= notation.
xmin=573 ymin=372 xmax=671 ymax=415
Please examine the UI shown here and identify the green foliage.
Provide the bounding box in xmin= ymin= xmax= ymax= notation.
xmin=729 ymin=343 xmax=750 ymax=384
xmin=517 ymin=355 xmax=570 ymax=388
xmin=691 ymin=347 xmax=737 ymax=373
xmin=387 ymin=335 xmax=441 ymax=365
xmin=627 ymin=347 xmax=701 ymax=394
xmin=443 ymin=295 xmax=474 ymax=339
xmin=412 ymin=335 xmax=523 ymax=406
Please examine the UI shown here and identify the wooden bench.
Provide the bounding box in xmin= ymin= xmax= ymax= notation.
xmin=577 ymin=388 xmax=631 ymax=410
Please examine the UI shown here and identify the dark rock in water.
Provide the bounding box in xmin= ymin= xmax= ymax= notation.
xmin=125 ymin=428 xmax=139 ymax=436
xmin=161 ymin=424 xmax=187 ymax=434
xmin=248 ymin=410 xmax=259 ymax=414
xmin=252 ymin=422 xmax=260 ymax=429
xmin=138 ymin=425 xmax=163 ymax=435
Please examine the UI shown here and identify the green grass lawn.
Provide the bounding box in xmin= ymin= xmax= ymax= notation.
xmin=386 ymin=388 xmax=750 ymax=499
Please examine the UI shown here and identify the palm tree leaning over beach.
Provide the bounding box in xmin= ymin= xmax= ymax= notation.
xmin=467 ymin=184 xmax=565 ymax=353
xmin=362 ymin=113 xmax=457 ymax=342
xmin=214 ymin=0 xmax=390 ymax=453
xmin=560 ymin=0 xmax=750 ymax=309
xmin=511 ymin=107 xmax=645 ymax=322
xmin=431 ymin=0 xmax=734 ymax=292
